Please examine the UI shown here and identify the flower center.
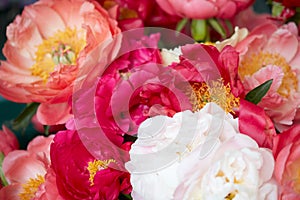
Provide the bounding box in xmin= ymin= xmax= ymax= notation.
xmin=87 ymin=159 xmax=115 ymax=186
xmin=239 ymin=51 xmax=298 ymax=98
xmin=31 ymin=27 xmax=86 ymax=82
xmin=19 ymin=174 xmax=45 ymax=200
xmin=190 ymin=79 xmax=239 ymax=113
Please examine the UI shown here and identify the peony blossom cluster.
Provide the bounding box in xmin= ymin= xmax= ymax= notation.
xmin=1 ymin=0 xmax=300 ymax=199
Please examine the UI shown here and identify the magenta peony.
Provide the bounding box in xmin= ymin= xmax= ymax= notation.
xmin=50 ymin=129 xmax=131 ymax=200
xmin=97 ymin=0 xmax=181 ymax=30
xmin=0 ymin=0 xmax=120 ymax=125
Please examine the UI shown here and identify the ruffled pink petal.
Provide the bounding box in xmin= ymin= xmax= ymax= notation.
xmin=36 ymin=102 xmax=72 ymax=125
xmin=274 ymin=144 xmax=292 ymax=184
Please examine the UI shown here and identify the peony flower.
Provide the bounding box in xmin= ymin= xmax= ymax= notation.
xmin=0 ymin=135 xmax=62 ymax=200
xmin=174 ymin=133 xmax=277 ymax=200
xmin=156 ymin=0 xmax=254 ymax=19
xmin=0 ymin=0 xmax=120 ymax=125
xmin=218 ymin=22 xmax=300 ymax=129
xmin=273 ymin=125 xmax=300 ymax=199
xmin=97 ymin=0 xmax=181 ymax=30
xmin=50 ymin=129 xmax=131 ymax=200
xmin=126 ymin=103 xmax=241 ymax=199
xmin=94 ymin=40 xmax=242 ymax=148
xmin=0 ymin=125 xmax=19 ymax=156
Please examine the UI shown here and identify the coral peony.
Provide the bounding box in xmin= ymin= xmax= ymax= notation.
xmin=156 ymin=0 xmax=254 ymax=19
xmin=0 ymin=0 xmax=120 ymax=125
xmin=0 ymin=125 xmax=19 ymax=156
xmin=0 ymin=135 xmax=62 ymax=200
xmin=50 ymin=129 xmax=131 ymax=200
xmin=218 ymin=22 xmax=300 ymax=129
xmin=273 ymin=125 xmax=300 ymax=199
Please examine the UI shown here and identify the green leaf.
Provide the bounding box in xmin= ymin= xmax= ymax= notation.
xmin=208 ymin=18 xmax=226 ymax=39
xmin=0 ymin=152 xmax=9 ymax=187
xmin=119 ymin=193 xmax=133 ymax=200
xmin=272 ymin=2 xmax=284 ymax=17
xmin=176 ymin=18 xmax=188 ymax=32
xmin=12 ymin=102 xmax=39 ymax=133
xmin=245 ymin=79 xmax=273 ymax=105
xmin=191 ymin=19 xmax=207 ymax=41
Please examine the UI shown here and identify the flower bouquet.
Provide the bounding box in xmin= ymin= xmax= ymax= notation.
xmin=0 ymin=0 xmax=300 ymax=199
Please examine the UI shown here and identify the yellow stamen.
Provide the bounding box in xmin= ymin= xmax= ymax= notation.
xmin=31 ymin=27 xmax=86 ymax=82
xmin=239 ymin=51 xmax=298 ymax=98
xmin=190 ymin=79 xmax=239 ymax=113
xmin=87 ymin=159 xmax=116 ymax=186
xmin=19 ymin=174 xmax=45 ymax=200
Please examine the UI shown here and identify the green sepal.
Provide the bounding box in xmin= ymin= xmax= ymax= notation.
xmin=245 ymin=79 xmax=273 ymax=105
xmin=208 ymin=18 xmax=226 ymax=39
xmin=176 ymin=18 xmax=188 ymax=32
xmin=0 ymin=152 xmax=9 ymax=187
xmin=191 ymin=19 xmax=207 ymax=41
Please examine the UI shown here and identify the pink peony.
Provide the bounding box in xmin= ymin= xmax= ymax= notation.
xmin=273 ymin=125 xmax=300 ymax=199
xmin=0 ymin=125 xmax=19 ymax=156
xmin=156 ymin=0 xmax=254 ymax=19
xmin=219 ymin=22 xmax=300 ymax=129
xmin=50 ymin=129 xmax=131 ymax=199
xmin=0 ymin=135 xmax=62 ymax=200
xmin=0 ymin=0 xmax=120 ymax=125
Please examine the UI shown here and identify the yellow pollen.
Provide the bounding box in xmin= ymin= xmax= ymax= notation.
xmin=239 ymin=51 xmax=298 ymax=98
xmin=19 ymin=174 xmax=45 ymax=200
xmin=31 ymin=27 xmax=86 ymax=82
xmin=190 ymin=79 xmax=239 ymax=113
xmin=87 ymin=159 xmax=116 ymax=186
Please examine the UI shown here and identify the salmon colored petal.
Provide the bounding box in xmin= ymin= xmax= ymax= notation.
xmin=3 ymin=151 xmax=46 ymax=184
xmin=3 ymin=43 xmax=35 ymax=69
xmin=36 ymin=103 xmax=72 ymax=125
xmin=24 ymin=4 xmax=65 ymax=38
xmin=27 ymin=135 xmax=54 ymax=161
xmin=50 ymin=0 xmax=84 ymax=29
xmin=0 ymin=183 xmax=22 ymax=200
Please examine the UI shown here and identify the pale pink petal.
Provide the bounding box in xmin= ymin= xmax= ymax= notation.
xmin=36 ymin=103 xmax=72 ymax=125
xmin=264 ymin=28 xmax=298 ymax=62
xmin=3 ymin=151 xmax=46 ymax=184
